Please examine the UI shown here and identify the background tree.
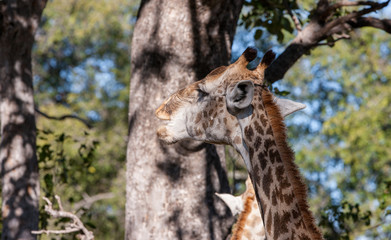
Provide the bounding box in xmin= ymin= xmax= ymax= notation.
xmin=126 ymin=0 xmax=243 ymax=239
xmin=31 ymin=0 xmax=138 ymax=239
xmin=0 ymin=1 xmax=47 ymax=239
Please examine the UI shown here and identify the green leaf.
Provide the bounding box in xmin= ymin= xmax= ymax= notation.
xmin=254 ymin=29 xmax=263 ymax=40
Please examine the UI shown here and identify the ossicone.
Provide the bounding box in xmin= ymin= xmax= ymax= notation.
xmin=256 ymin=50 xmax=275 ymax=73
xmin=234 ymin=47 xmax=258 ymax=67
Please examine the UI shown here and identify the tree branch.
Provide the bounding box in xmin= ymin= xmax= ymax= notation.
xmin=35 ymin=107 xmax=93 ymax=129
xmin=316 ymin=33 xmax=351 ymax=46
xmin=348 ymin=17 xmax=391 ymax=34
xmin=284 ymin=0 xmax=302 ymax=32
xmin=265 ymin=0 xmax=391 ymax=84
xmin=323 ymin=0 xmax=389 ymax=35
xmin=329 ymin=0 xmax=389 ymax=11
xmin=32 ymin=195 xmax=95 ymax=240
xmin=74 ymin=192 xmax=115 ymax=211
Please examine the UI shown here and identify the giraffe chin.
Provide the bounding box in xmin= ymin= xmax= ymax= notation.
xmin=156 ymin=125 xmax=179 ymax=144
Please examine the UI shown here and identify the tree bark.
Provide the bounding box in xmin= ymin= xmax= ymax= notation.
xmin=126 ymin=0 xmax=243 ymax=239
xmin=0 ymin=1 xmax=46 ymax=239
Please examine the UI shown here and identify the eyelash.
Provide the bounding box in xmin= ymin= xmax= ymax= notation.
xmin=197 ymin=88 xmax=208 ymax=96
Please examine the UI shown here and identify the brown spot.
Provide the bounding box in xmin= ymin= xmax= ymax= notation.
xmin=292 ymin=208 xmax=300 ymax=219
xmin=272 ymin=186 xmax=284 ymax=203
xmin=254 ymin=136 xmax=262 ymax=150
xmin=254 ymin=120 xmax=264 ymax=135
xmin=269 ymin=148 xmax=282 ymax=164
xmin=266 ymin=210 xmax=272 ymax=235
xmin=260 ymin=113 xmax=268 ymax=127
xmin=258 ymin=102 xmax=265 ymax=111
xmin=249 ymin=147 xmax=254 ymax=160
xmin=203 ymin=111 xmax=208 ymax=118
xmin=272 ymin=193 xmax=277 ymax=206
xmin=266 ymin=126 xmax=273 ymax=135
xmin=244 ymin=126 xmax=254 ymax=142
xmin=273 ymin=211 xmax=291 ymax=239
xmin=283 ymin=192 xmax=295 ymax=205
xmin=253 ymin=163 xmax=261 ymax=177
xmin=263 ymin=167 xmax=273 ymax=199
xmin=208 ymin=108 xmax=214 ymax=116
xmin=217 ymin=89 xmax=223 ymax=94
xmin=195 ymin=112 xmax=202 ymax=124
xmin=299 ymin=234 xmax=312 ymax=240
xmin=209 ymin=119 xmax=214 ymax=126
xmin=226 ymin=129 xmax=232 ymax=136
xmin=212 ymin=111 xmax=217 ymax=118
xmin=234 ymin=136 xmax=241 ymax=145
xmin=195 ymin=128 xmax=202 ymax=136
xmin=258 ymin=151 xmax=267 ymax=170
xmin=275 ymin=165 xmax=291 ymax=189
xmin=202 ymin=122 xmax=208 ymax=130
xmin=264 ymin=139 xmax=275 ymax=150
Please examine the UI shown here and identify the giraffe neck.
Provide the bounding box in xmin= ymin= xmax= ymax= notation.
xmin=231 ymin=181 xmax=265 ymax=240
xmin=234 ymin=88 xmax=323 ymax=240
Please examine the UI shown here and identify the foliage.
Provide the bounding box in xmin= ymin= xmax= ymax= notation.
xmin=281 ymin=28 xmax=391 ymax=239
xmin=241 ymin=0 xmax=299 ymax=42
xmin=31 ymin=0 xmax=139 ymax=239
xmin=37 ymin=128 xmax=98 ymax=238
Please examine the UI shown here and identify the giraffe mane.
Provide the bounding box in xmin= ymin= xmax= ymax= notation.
xmin=231 ymin=193 xmax=255 ymax=240
xmin=261 ymin=89 xmax=323 ymax=240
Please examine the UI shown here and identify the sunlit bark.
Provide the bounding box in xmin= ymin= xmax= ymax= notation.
xmin=126 ymin=0 xmax=243 ymax=239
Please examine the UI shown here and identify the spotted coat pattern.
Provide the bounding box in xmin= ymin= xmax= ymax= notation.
xmin=156 ymin=48 xmax=324 ymax=240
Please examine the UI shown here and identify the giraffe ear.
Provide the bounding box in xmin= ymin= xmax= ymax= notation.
xmin=215 ymin=193 xmax=244 ymax=216
xmin=274 ymin=97 xmax=306 ymax=117
xmin=226 ymin=80 xmax=254 ymax=115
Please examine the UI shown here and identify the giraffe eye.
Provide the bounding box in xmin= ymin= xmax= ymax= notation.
xmin=196 ymin=88 xmax=208 ymax=97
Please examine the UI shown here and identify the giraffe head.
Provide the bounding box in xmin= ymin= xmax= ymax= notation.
xmin=155 ymin=48 xmax=304 ymax=145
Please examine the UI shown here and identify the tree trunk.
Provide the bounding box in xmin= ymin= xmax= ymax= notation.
xmin=0 ymin=1 xmax=46 ymax=239
xmin=126 ymin=0 xmax=243 ymax=239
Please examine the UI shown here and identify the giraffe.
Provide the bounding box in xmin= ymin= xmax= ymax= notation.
xmin=217 ymin=91 xmax=306 ymax=240
xmin=216 ymin=177 xmax=266 ymax=240
xmin=155 ymin=47 xmax=324 ymax=240
xmin=215 ymin=95 xmax=306 ymax=240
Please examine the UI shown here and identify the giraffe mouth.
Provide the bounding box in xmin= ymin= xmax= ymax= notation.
xmin=156 ymin=125 xmax=178 ymax=144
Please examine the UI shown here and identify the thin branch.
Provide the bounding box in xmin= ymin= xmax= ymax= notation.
xmin=32 ymin=195 xmax=94 ymax=240
xmin=329 ymin=0 xmax=387 ymax=11
xmin=323 ymin=0 xmax=390 ymax=34
xmin=35 ymin=107 xmax=93 ymax=129
xmin=32 ymin=228 xmax=81 ymax=235
xmin=284 ymin=0 xmax=302 ymax=31
xmin=74 ymin=192 xmax=115 ymax=211
xmin=348 ymin=17 xmax=391 ymax=33
xmin=316 ymin=34 xmax=351 ymax=46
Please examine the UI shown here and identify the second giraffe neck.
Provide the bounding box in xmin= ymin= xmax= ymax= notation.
xmin=234 ymin=88 xmax=323 ymax=240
